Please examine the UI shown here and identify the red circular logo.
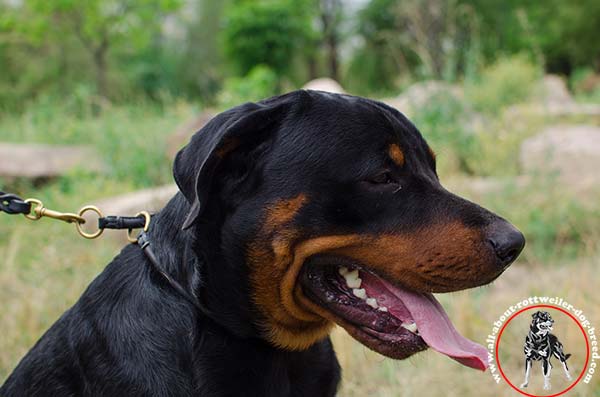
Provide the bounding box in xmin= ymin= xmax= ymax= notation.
xmin=495 ymin=304 xmax=590 ymax=397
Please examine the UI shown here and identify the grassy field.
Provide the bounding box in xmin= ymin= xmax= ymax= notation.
xmin=1 ymin=87 xmax=600 ymax=395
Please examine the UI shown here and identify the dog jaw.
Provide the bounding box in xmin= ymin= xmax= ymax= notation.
xmin=247 ymin=196 xmax=503 ymax=351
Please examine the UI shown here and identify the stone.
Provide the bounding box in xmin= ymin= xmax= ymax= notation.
xmin=0 ymin=143 xmax=104 ymax=179
xmin=302 ymin=78 xmax=345 ymax=94
xmin=382 ymin=81 xmax=462 ymax=116
xmin=520 ymin=125 xmax=600 ymax=189
xmin=541 ymin=74 xmax=574 ymax=106
xmin=93 ymin=184 xmax=179 ymax=217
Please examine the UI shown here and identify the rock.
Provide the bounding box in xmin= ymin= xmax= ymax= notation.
xmin=445 ymin=176 xmax=531 ymax=198
xmin=382 ymin=81 xmax=462 ymax=116
xmin=166 ymin=110 xmax=216 ymax=159
xmin=302 ymin=78 xmax=345 ymax=94
xmin=93 ymin=184 xmax=179 ymax=217
xmin=541 ymin=74 xmax=574 ymax=106
xmin=546 ymin=103 xmax=600 ymax=117
xmin=0 ymin=143 xmax=104 ymax=179
xmin=520 ymin=125 xmax=600 ymax=189
xmin=506 ymin=102 xmax=600 ymax=118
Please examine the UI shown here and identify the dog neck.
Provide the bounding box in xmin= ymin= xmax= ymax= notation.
xmin=146 ymin=193 xmax=201 ymax=291
xmin=147 ymin=192 xmax=261 ymax=339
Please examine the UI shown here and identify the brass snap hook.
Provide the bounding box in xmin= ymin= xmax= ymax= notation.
xmin=24 ymin=198 xmax=86 ymax=224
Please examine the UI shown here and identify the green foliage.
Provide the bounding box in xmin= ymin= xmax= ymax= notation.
xmin=347 ymin=0 xmax=482 ymax=94
xmin=465 ymin=55 xmax=540 ymax=114
xmin=2 ymin=0 xmax=600 ymax=105
xmin=410 ymin=91 xmax=477 ymax=175
xmin=221 ymin=0 xmax=316 ymax=79
xmin=344 ymin=0 xmax=400 ymax=94
xmin=0 ymin=0 xmax=181 ymax=107
xmin=481 ymin=178 xmax=600 ymax=262
xmin=217 ymin=65 xmax=279 ymax=109
xmin=459 ymin=0 xmax=600 ymax=74
xmin=570 ymin=67 xmax=600 ymax=103
xmin=540 ymin=0 xmax=600 ymax=72
xmin=177 ymin=0 xmax=227 ymax=102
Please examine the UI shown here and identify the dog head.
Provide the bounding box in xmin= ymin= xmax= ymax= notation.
xmin=174 ymin=91 xmax=525 ymax=371
xmin=531 ymin=311 xmax=554 ymax=335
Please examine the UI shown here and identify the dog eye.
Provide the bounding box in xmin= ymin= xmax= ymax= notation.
xmin=364 ymin=172 xmax=401 ymax=193
xmin=368 ymin=172 xmax=394 ymax=185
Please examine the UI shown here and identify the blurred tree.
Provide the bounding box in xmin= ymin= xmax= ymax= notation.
xmin=11 ymin=0 xmax=180 ymax=100
xmin=221 ymin=0 xmax=316 ymax=82
xmin=345 ymin=0 xmax=403 ymax=93
xmin=2 ymin=0 xmax=599 ymax=108
xmin=460 ymin=0 xmax=600 ymax=74
xmin=178 ymin=0 xmax=226 ymax=102
xmin=318 ymin=0 xmax=343 ymax=81
xmin=348 ymin=0 xmax=479 ymax=93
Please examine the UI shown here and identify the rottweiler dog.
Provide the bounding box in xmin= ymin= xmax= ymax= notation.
xmin=521 ymin=311 xmax=572 ymax=390
xmin=1 ymin=91 xmax=525 ymax=396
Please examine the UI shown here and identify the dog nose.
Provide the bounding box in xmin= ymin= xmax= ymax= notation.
xmin=487 ymin=220 xmax=525 ymax=267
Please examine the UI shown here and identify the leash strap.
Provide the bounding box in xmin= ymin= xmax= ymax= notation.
xmin=137 ymin=231 xmax=203 ymax=310
xmin=99 ymin=215 xmax=147 ymax=230
xmin=1 ymin=190 xmax=201 ymax=311
xmin=0 ymin=191 xmax=32 ymax=215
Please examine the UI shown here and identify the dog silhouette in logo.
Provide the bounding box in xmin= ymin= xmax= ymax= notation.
xmin=520 ymin=311 xmax=572 ymax=390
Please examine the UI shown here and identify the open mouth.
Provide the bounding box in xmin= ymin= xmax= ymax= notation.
xmin=299 ymin=255 xmax=488 ymax=371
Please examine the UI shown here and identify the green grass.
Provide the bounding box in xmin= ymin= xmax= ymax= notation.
xmin=452 ymin=175 xmax=600 ymax=263
xmin=0 ymin=98 xmax=197 ymax=188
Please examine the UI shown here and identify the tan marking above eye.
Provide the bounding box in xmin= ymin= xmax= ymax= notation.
xmin=388 ymin=144 xmax=405 ymax=166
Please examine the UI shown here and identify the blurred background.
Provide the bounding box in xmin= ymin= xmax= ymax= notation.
xmin=0 ymin=0 xmax=599 ymax=395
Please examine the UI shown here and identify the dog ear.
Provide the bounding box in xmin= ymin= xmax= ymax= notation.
xmin=173 ymin=94 xmax=299 ymax=230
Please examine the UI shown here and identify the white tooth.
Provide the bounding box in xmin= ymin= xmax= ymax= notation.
xmin=352 ymin=288 xmax=367 ymax=300
xmin=344 ymin=269 xmax=362 ymax=289
xmin=338 ymin=266 xmax=349 ymax=276
xmin=366 ymin=298 xmax=378 ymax=308
xmin=346 ymin=277 xmax=362 ymax=289
xmin=378 ymin=306 xmax=388 ymax=312
xmin=345 ymin=269 xmax=359 ymax=280
xmin=402 ymin=322 xmax=418 ymax=333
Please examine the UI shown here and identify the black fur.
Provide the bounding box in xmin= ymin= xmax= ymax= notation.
xmin=2 ymin=90 xmax=523 ymax=396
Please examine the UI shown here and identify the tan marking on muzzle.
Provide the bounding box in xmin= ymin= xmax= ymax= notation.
xmin=249 ymin=202 xmax=495 ymax=350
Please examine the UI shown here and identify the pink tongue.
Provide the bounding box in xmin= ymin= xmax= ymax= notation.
xmin=374 ymin=277 xmax=488 ymax=371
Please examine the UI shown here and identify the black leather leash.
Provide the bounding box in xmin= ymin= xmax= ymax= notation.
xmin=99 ymin=215 xmax=147 ymax=230
xmin=0 ymin=191 xmax=31 ymax=214
xmin=136 ymin=232 xmax=202 ymax=310
xmin=1 ymin=190 xmax=202 ymax=311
